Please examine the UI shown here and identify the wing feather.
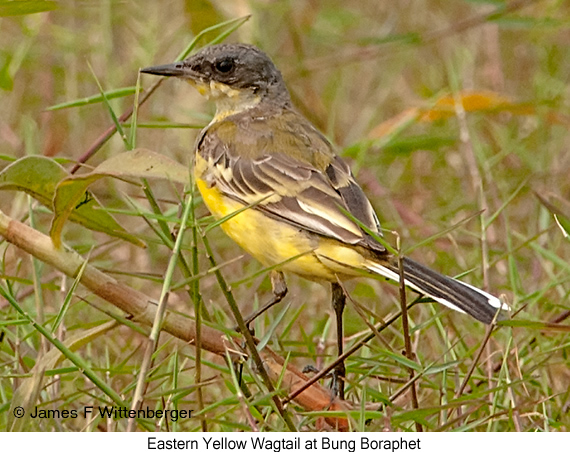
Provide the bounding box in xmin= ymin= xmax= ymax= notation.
xmin=197 ymin=108 xmax=384 ymax=251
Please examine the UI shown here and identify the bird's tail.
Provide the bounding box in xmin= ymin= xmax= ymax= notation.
xmin=365 ymin=256 xmax=509 ymax=324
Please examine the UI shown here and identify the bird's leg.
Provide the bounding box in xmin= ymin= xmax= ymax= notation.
xmin=331 ymin=282 xmax=346 ymax=399
xmin=242 ymin=271 xmax=287 ymax=328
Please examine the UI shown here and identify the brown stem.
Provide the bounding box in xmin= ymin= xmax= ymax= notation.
xmin=0 ymin=209 xmax=349 ymax=430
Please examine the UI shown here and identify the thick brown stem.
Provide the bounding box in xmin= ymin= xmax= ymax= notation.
xmin=0 ymin=210 xmax=349 ymax=430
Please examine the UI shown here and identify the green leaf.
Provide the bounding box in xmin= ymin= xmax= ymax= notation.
xmin=0 ymin=156 xmax=144 ymax=248
xmin=0 ymin=156 xmax=65 ymax=206
xmin=383 ymin=135 xmax=457 ymax=156
xmin=87 ymin=61 xmax=129 ymax=149
xmin=51 ymin=149 xmax=188 ymax=247
xmin=491 ymin=16 xmax=564 ymax=29
xmin=0 ymin=54 xmax=14 ymax=90
xmin=499 ymin=319 xmax=570 ymax=333
xmin=184 ymin=0 xmax=225 ymax=37
xmin=464 ymin=0 xmax=506 ymax=5
xmin=379 ymin=349 xmax=422 ymax=372
xmin=46 ymin=87 xmax=137 ymax=111
xmin=173 ymin=15 xmax=251 ymax=62
xmin=6 ymin=318 xmax=121 ymax=431
xmin=0 ymin=1 xmax=57 ymax=17
xmin=357 ymin=32 xmax=422 ymax=46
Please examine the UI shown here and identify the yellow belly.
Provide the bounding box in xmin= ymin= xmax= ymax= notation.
xmin=194 ymin=159 xmax=367 ymax=281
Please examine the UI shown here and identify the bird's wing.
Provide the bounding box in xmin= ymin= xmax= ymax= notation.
xmin=197 ymin=111 xmax=384 ymax=252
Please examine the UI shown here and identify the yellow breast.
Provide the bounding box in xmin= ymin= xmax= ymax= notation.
xmin=194 ymin=153 xmax=368 ymax=281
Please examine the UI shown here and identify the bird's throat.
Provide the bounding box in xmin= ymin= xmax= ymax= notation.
xmin=187 ymin=79 xmax=261 ymax=122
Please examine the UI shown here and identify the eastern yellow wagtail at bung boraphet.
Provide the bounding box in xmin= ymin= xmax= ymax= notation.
xmin=142 ymin=44 xmax=509 ymax=397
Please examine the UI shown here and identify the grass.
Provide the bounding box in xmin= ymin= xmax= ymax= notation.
xmin=1 ymin=0 xmax=570 ymax=432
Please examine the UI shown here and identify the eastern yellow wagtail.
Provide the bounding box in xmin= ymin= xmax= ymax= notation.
xmin=142 ymin=44 xmax=509 ymax=397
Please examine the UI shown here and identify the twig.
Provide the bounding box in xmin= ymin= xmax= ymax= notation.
xmin=395 ymin=234 xmax=422 ymax=432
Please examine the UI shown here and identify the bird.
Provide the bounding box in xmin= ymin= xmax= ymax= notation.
xmin=141 ymin=43 xmax=509 ymax=398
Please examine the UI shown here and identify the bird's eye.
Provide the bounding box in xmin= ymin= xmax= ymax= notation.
xmin=214 ymin=58 xmax=235 ymax=74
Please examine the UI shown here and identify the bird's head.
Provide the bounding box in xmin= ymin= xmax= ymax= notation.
xmin=141 ymin=43 xmax=291 ymax=119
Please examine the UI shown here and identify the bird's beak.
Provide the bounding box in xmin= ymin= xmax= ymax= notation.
xmin=140 ymin=62 xmax=186 ymax=77
xmin=141 ymin=59 xmax=210 ymax=96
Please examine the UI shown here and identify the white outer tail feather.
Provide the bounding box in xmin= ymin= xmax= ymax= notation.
xmin=365 ymin=260 xmax=510 ymax=322
xmin=455 ymin=279 xmax=510 ymax=311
